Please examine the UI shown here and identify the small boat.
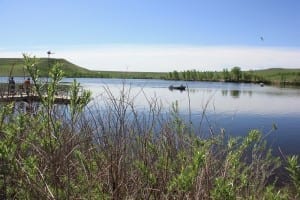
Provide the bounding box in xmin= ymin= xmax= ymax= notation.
xmin=169 ymin=84 xmax=186 ymax=91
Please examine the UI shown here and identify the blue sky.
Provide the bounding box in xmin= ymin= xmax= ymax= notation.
xmin=1 ymin=0 xmax=299 ymax=71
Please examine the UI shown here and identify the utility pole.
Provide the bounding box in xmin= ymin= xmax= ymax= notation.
xmin=47 ymin=50 xmax=54 ymax=82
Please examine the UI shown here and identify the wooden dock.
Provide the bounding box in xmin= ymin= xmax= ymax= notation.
xmin=0 ymin=93 xmax=71 ymax=104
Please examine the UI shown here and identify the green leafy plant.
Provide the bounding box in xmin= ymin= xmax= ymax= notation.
xmin=286 ymin=155 xmax=300 ymax=198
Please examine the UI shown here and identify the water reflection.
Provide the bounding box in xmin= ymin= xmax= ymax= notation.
xmin=76 ymin=78 xmax=300 ymax=116
xmin=230 ymin=90 xmax=240 ymax=98
xmin=221 ymin=90 xmax=253 ymax=98
xmin=221 ymin=90 xmax=228 ymax=96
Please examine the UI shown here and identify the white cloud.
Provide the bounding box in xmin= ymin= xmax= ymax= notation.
xmin=1 ymin=45 xmax=300 ymax=72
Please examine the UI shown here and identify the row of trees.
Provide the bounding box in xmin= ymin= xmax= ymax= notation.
xmin=168 ymin=67 xmax=266 ymax=83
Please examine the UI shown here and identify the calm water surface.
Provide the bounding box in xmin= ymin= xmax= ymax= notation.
xmin=3 ymin=77 xmax=300 ymax=155
xmin=71 ymin=78 xmax=300 ymax=155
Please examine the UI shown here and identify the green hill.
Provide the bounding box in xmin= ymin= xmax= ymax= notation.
xmin=247 ymin=68 xmax=300 ymax=86
xmin=252 ymin=68 xmax=300 ymax=81
xmin=0 ymin=58 xmax=92 ymax=77
xmin=0 ymin=57 xmax=169 ymax=79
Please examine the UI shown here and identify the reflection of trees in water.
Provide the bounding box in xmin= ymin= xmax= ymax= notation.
xmin=221 ymin=90 xmax=240 ymax=98
xmin=221 ymin=90 xmax=253 ymax=98
xmin=230 ymin=90 xmax=240 ymax=98
xmin=221 ymin=90 xmax=228 ymax=96
xmin=170 ymin=85 xmax=299 ymax=99
xmin=186 ymin=88 xmax=254 ymax=99
xmin=242 ymin=90 xmax=253 ymax=97
xmin=185 ymin=88 xmax=215 ymax=94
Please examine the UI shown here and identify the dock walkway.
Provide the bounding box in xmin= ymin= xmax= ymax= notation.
xmin=0 ymin=93 xmax=71 ymax=104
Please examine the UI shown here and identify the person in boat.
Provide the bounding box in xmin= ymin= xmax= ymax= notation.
xmin=24 ymin=78 xmax=31 ymax=96
xmin=8 ymin=77 xmax=15 ymax=95
xmin=169 ymin=84 xmax=186 ymax=91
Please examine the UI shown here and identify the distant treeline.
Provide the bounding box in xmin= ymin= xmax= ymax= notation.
xmin=167 ymin=66 xmax=300 ymax=86
xmin=73 ymin=67 xmax=300 ymax=86
xmin=167 ymin=67 xmax=265 ymax=82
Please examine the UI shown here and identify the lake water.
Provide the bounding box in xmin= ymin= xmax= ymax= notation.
xmin=2 ymin=77 xmax=300 ymax=155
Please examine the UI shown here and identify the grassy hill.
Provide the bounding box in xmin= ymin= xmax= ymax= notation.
xmin=0 ymin=57 xmax=169 ymax=79
xmin=0 ymin=58 xmax=92 ymax=77
xmin=251 ymin=68 xmax=300 ymax=82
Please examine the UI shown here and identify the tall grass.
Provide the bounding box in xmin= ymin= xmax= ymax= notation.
xmin=0 ymin=55 xmax=299 ymax=199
